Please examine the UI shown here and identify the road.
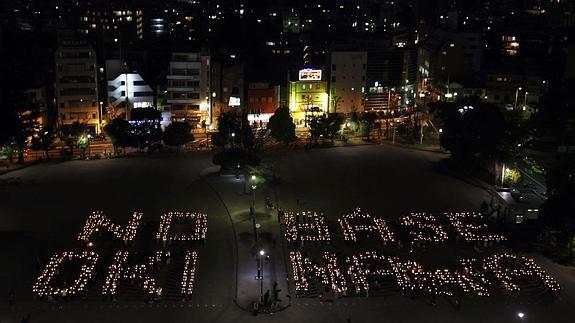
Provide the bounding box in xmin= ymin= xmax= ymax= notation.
xmin=515 ymin=159 xmax=547 ymax=199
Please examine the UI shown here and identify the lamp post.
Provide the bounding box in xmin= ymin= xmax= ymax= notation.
xmin=251 ymin=175 xmax=257 ymax=209
xmin=523 ymin=91 xmax=528 ymax=111
xmin=514 ymin=87 xmax=522 ymax=110
xmin=99 ymin=101 xmax=103 ymax=133
xmin=251 ymin=175 xmax=257 ymax=242
xmin=87 ymin=134 xmax=92 ymax=158
xmin=258 ymin=249 xmax=265 ymax=303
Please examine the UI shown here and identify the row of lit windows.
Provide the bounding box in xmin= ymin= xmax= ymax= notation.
xmin=249 ymin=97 xmax=273 ymax=103
xmin=331 ymin=76 xmax=365 ymax=82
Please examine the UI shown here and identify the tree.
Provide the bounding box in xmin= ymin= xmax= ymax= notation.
xmin=58 ymin=121 xmax=87 ymax=158
xmin=430 ymin=99 xmax=522 ymax=162
xmin=530 ymin=80 xmax=575 ymax=146
xmin=541 ymin=155 xmax=575 ymax=251
xmin=267 ymin=106 xmax=296 ymax=145
xmin=0 ymin=143 xmax=18 ymax=165
xmin=163 ymin=122 xmax=194 ymax=151
xmin=31 ymin=127 xmax=55 ymax=159
xmin=212 ymin=111 xmax=241 ymax=148
xmin=324 ymin=113 xmax=343 ymax=143
xmin=349 ymin=110 xmax=360 ymax=132
xmin=360 ymin=112 xmax=377 ymax=140
xmin=0 ymin=110 xmax=20 ymax=164
xmin=212 ymin=112 xmax=269 ymax=168
xmin=307 ymin=113 xmax=326 ymax=145
xmin=129 ymin=108 xmax=162 ymax=151
xmin=0 ymin=92 xmax=40 ymax=163
xmin=104 ymin=118 xmax=131 ymax=155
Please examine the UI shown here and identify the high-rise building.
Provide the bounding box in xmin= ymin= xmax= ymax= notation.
xmin=329 ymin=51 xmax=367 ymax=114
xmin=166 ymin=52 xmax=211 ymax=129
xmin=364 ymin=48 xmax=404 ymax=112
xmin=55 ymin=43 xmax=100 ymax=133
xmin=79 ymin=8 xmax=143 ymax=46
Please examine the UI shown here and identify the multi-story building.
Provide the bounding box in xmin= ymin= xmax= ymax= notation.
xmin=247 ymin=83 xmax=280 ymax=126
xmin=211 ymin=60 xmax=244 ymax=125
xmin=55 ymin=43 xmax=100 ymax=133
xmin=364 ymin=48 xmax=404 ymax=112
xmin=289 ymin=69 xmax=328 ymax=127
xmin=24 ymin=86 xmax=49 ymax=127
xmin=329 ymin=51 xmax=367 ymax=115
xmin=485 ymin=65 xmax=544 ymax=111
xmin=166 ymin=52 xmax=211 ymax=128
xmin=79 ymin=8 xmax=143 ymax=46
xmin=107 ymin=70 xmax=154 ymax=120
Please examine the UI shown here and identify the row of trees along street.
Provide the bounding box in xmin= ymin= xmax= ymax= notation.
xmin=430 ymin=80 xmax=575 ymax=261
xmin=210 ymin=105 xmax=392 ymax=173
xmin=104 ymin=108 xmax=194 ymax=155
xmin=0 ymin=103 xmax=197 ymax=164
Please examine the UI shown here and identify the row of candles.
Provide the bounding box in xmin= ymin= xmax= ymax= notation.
xmin=34 ymin=249 xmax=200 ymax=298
xmin=400 ymin=212 xmax=449 ymax=244
xmin=181 ymin=251 xmax=198 ymax=296
xmin=483 ymin=253 xmax=560 ymax=293
xmin=33 ymin=251 xmax=99 ymax=297
xmin=102 ymin=250 xmax=168 ymax=296
xmin=339 ymin=208 xmax=395 ymax=243
xmin=444 ymin=212 xmax=506 ymax=244
xmin=35 ymin=211 xmax=207 ymax=300
xmin=77 ymin=211 xmax=209 ymax=245
xmin=156 ymin=212 xmax=208 ymax=242
xmin=285 ymin=210 xmax=505 ymax=246
xmin=285 ymin=211 xmax=331 ymax=242
xmin=78 ymin=211 xmax=143 ymax=244
xmin=289 ymin=251 xmax=560 ymax=296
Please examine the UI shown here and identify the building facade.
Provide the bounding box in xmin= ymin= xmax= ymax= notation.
xmin=289 ymin=69 xmax=328 ymax=127
xmin=247 ymin=83 xmax=280 ymax=126
xmin=166 ymin=52 xmax=211 ymax=129
xmin=107 ymin=72 xmax=154 ymax=119
xmin=329 ymin=51 xmax=367 ymax=115
xmin=365 ymin=48 xmax=404 ymax=112
xmin=55 ymin=43 xmax=100 ymax=133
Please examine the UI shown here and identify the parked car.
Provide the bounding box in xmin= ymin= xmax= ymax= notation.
xmin=524 ymin=157 xmax=535 ymax=166
xmin=531 ymin=165 xmax=546 ymax=175
xmin=521 ymin=182 xmax=535 ymax=189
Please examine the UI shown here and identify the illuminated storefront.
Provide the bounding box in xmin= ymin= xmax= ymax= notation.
xmin=289 ymin=69 xmax=328 ymax=127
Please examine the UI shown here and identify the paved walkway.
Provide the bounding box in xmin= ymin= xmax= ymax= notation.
xmin=204 ymin=172 xmax=291 ymax=313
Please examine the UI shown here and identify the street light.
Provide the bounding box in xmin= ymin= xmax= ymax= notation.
xmin=251 ymin=175 xmax=258 ymax=243
xmin=99 ymin=101 xmax=104 ymax=133
xmin=258 ymin=249 xmax=265 ymax=303
xmin=514 ymin=87 xmax=522 ymax=110
xmin=517 ymin=312 xmax=525 ymax=319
